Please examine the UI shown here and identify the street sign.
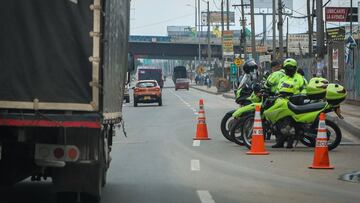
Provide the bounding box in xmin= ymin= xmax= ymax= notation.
xmin=223 ymin=31 xmax=234 ymax=57
xmin=246 ymin=46 xmax=266 ymax=53
xmin=230 ymin=64 xmax=238 ymax=75
xmin=325 ymin=7 xmax=358 ymax=22
xmin=326 ymin=27 xmax=345 ymax=41
xmin=230 ymin=63 xmax=238 ymax=82
xmin=234 ymin=58 xmax=243 ymax=67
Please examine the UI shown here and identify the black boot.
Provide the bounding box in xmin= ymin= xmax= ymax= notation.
xmin=286 ymin=136 xmax=294 ymax=149
xmin=272 ymin=135 xmax=286 ymax=148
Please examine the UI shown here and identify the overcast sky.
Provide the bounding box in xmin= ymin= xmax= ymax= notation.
xmin=130 ymin=0 xmax=355 ymax=36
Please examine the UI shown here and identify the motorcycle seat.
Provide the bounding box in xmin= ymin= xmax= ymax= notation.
xmin=288 ymin=101 xmax=327 ymax=114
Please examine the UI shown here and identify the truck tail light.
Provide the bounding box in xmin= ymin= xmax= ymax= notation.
xmin=53 ymin=147 xmax=65 ymax=159
xmin=35 ymin=144 xmax=80 ymax=163
xmin=66 ymin=146 xmax=80 ymax=161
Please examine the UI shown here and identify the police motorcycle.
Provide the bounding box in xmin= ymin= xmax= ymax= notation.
xmin=220 ymin=60 xmax=263 ymax=143
xmin=232 ymin=77 xmax=347 ymax=150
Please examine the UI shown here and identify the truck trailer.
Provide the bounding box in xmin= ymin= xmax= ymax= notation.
xmin=0 ymin=0 xmax=131 ymax=202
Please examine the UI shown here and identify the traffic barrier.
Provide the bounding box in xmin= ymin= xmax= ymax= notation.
xmin=309 ymin=113 xmax=334 ymax=169
xmin=246 ymin=105 xmax=269 ymax=155
xmin=194 ymin=99 xmax=210 ymax=140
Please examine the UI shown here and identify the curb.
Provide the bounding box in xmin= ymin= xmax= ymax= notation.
xmin=190 ymin=86 xmax=222 ymax=95
xmin=327 ymin=115 xmax=360 ymax=140
xmin=222 ymin=93 xmax=235 ymax=99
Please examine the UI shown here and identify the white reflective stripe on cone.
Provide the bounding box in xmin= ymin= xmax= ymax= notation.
xmin=316 ymin=138 xmax=328 ymax=148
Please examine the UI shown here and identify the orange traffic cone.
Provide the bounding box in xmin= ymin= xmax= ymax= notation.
xmin=309 ymin=113 xmax=334 ymax=169
xmin=194 ymin=99 xmax=210 ymax=140
xmin=246 ymin=105 xmax=269 ymax=155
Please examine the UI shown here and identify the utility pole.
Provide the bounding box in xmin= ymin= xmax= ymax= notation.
xmin=263 ymin=14 xmax=267 ymax=47
xmin=195 ymin=0 xmax=197 ymax=68
xmin=278 ymin=0 xmax=284 ymax=58
xmin=221 ymin=0 xmax=225 ymax=77
xmin=307 ymin=0 xmax=313 ymax=57
xmin=250 ymin=0 xmax=256 ymax=60
xmin=316 ymin=0 xmax=325 ymax=60
xmin=198 ymin=0 xmax=201 ymax=65
xmin=233 ymin=2 xmax=249 ymax=59
xmin=207 ymin=1 xmax=211 ymax=67
xmin=286 ymin=17 xmax=289 ymax=57
xmin=350 ymin=0 xmax=353 ymax=35
xmin=241 ymin=0 xmax=247 ymax=59
xmin=272 ymin=0 xmax=276 ymax=60
xmin=226 ymin=0 xmax=230 ymax=30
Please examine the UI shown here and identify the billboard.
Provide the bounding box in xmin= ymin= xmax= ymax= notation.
xmin=288 ymin=33 xmax=316 ymax=55
xmin=243 ymin=0 xmax=293 ymax=9
xmin=325 ymin=7 xmax=358 ymax=22
xmin=201 ymin=11 xmax=235 ymax=25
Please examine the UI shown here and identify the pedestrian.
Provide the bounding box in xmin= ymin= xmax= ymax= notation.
xmin=206 ymin=77 xmax=211 ymax=88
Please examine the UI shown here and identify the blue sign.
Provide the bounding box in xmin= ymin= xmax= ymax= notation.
xmin=230 ymin=64 xmax=238 ymax=75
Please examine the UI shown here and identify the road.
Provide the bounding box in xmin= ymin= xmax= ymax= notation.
xmin=3 ymin=83 xmax=360 ymax=203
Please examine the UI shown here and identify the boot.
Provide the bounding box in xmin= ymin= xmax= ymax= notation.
xmin=272 ymin=135 xmax=286 ymax=148
xmin=286 ymin=136 xmax=294 ymax=149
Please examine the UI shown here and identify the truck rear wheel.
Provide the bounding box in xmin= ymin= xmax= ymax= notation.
xmin=80 ymin=193 xmax=100 ymax=203
xmin=57 ymin=192 xmax=78 ymax=203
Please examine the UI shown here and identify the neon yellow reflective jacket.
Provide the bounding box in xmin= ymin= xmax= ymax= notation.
xmin=277 ymin=73 xmax=307 ymax=95
xmin=265 ymin=69 xmax=286 ymax=93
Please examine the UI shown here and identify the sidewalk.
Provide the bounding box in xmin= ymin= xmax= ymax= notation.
xmin=196 ymin=88 xmax=360 ymax=139
xmin=328 ymin=104 xmax=360 ymax=139
xmin=190 ymin=84 xmax=224 ymax=95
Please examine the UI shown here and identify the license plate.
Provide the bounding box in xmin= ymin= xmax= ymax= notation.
xmin=144 ymin=96 xmax=151 ymax=100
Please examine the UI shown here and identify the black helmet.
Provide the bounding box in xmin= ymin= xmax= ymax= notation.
xmin=243 ymin=59 xmax=258 ymax=74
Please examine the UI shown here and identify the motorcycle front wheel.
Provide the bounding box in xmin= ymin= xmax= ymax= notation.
xmin=220 ymin=112 xmax=236 ymax=142
xmin=241 ymin=114 xmax=255 ymax=149
xmin=229 ymin=118 xmax=246 ymax=146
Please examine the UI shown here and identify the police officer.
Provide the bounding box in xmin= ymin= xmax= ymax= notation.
xmin=272 ymin=58 xmax=307 ymax=148
xmin=264 ymin=60 xmax=286 ymax=94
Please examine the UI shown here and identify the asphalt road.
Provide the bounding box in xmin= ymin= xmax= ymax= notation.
xmin=4 ymin=84 xmax=360 ymax=203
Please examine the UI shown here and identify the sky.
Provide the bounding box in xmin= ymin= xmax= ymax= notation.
xmin=130 ymin=0 xmax=355 ymax=36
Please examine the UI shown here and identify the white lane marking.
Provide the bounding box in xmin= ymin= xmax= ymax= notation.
xmin=191 ymin=159 xmax=200 ymax=171
xmin=173 ymin=91 xmax=200 ymax=114
xmin=197 ymin=190 xmax=216 ymax=203
xmin=193 ymin=140 xmax=201 ymax=147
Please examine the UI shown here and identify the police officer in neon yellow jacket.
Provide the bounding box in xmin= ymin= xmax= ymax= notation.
xmin=264 ymin=61 xmax=286 ymax=94
xmin=276 ymin=58 xmax=307 ymax=95
xmin=272 ymin=58 xmax=307 ymax=148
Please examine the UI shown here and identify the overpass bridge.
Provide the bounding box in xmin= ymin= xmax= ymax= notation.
xmin=129 ymin=35 xmax=242 ymax=59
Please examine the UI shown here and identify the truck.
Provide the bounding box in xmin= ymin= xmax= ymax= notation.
xmin=172 ymin=66 xmax=188 ymax=83
xmin=137 ymin=67 xmax=164 ymax=88
xmin=0 ymin=0 xmax=132 ymax=202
